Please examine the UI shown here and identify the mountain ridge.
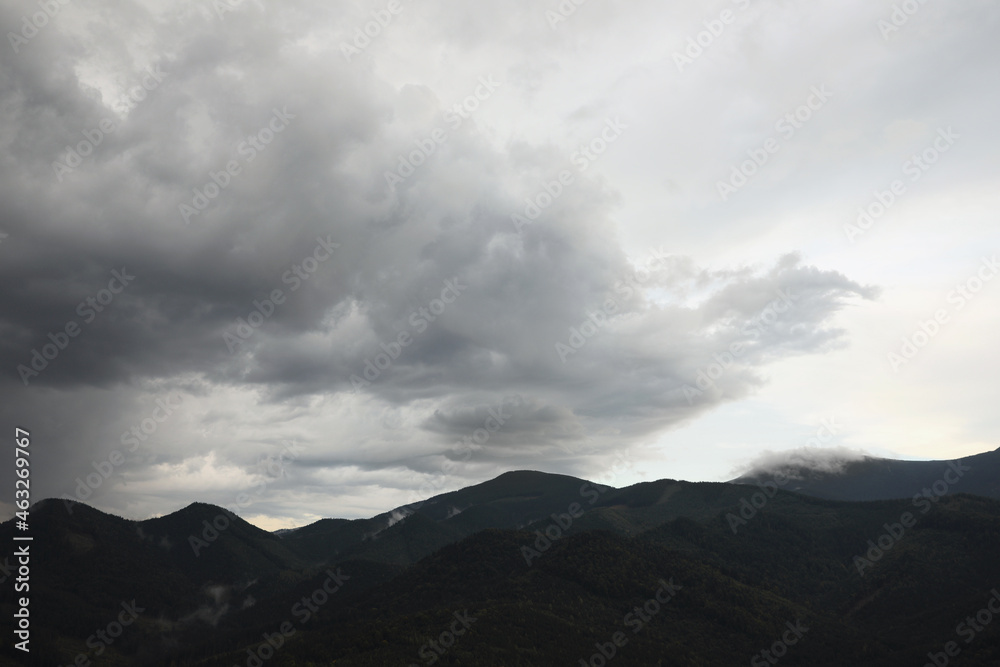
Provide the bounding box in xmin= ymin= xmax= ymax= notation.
xmin=7 ymin=449 xmax=1000 ymax=664
xmin=730 ymin=445 xmax=1000 ymax=502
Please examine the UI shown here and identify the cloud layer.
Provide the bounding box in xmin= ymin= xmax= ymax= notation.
xmin=2 ymin=0 xmax=995 ymax=526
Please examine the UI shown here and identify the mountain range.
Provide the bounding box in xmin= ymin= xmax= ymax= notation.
xmin=2 ymin=447 xmax=999 ymax=666
xmin=731 ymin=446 xmax=1000 ymax=501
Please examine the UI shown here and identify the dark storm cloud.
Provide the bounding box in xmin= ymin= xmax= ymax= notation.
xmin=0 ymin=0 xmax=886 ymax=523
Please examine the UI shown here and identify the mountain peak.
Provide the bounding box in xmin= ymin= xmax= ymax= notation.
xmin=493 ymin=469 xmax=557 ymax=481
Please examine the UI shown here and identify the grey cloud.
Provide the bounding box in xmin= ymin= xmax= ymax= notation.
xmin=8 ymin=0 xmax=968 ymax=526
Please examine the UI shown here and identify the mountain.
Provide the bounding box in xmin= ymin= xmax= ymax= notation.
xmin=0 ymin=499 xmax=324 ymax=665
xmin=247 ymin=528 xmax=868 ymax=666
xmin=177 ymin=491 xmax=1000 ymax=666
xmin=279 ymin=469 xmax=608 ymax=566
xmin=4 ymin=462 xmax=1000 ymax=665
xmin=731 ymin=446 xmax=1000 ymax=501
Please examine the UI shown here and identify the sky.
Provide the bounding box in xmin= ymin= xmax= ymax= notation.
xmin=1 ymin=0 xmax=998 ymax=529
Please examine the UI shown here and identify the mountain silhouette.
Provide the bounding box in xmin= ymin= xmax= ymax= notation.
xmin=2 ymin=455 xmax=1000 ymax=665
xmin=731 ymin=446 xmax=1000 ymax=501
